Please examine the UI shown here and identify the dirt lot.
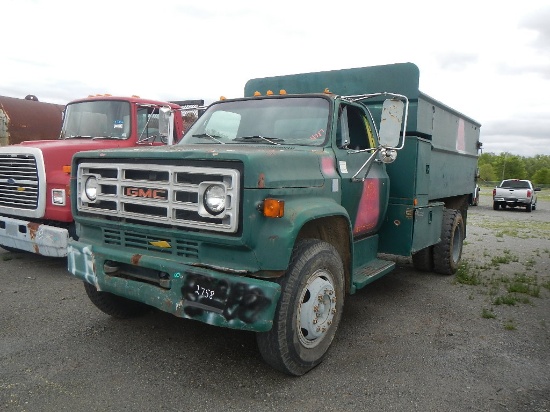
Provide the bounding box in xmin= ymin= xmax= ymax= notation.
xmin=1 ymin=193 xmax=549 ymax=412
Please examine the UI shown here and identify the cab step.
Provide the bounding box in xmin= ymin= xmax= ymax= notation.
xmin=351 ymin=258 xmax=395 ymax=293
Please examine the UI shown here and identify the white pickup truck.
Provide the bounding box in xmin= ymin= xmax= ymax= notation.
xmin=493 ymin=179 xmax=541 ymax=212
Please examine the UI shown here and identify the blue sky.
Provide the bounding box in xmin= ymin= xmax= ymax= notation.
xmin=2 ymin=0 xmax=549 ymax=156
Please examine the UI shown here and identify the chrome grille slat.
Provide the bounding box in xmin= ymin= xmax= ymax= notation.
xmin=78 ymin=162 xmax=240 ymax=233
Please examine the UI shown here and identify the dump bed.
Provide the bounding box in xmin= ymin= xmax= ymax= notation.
xmin=245 ymin=63 xmax=481 ymax=201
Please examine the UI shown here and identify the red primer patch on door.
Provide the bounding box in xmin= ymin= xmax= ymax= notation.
xmin=353 ymin=178 xmax=380 ymax=236
xmin=456 ymin=118 xmax=466 ymax=152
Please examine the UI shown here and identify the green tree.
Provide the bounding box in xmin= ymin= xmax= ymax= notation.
xmin=531 ymin=168 xmax=550 ymax=185
xmin=479 ymin=163 xmax=496 ymax=181
xmin=493 ymin=153 xmax=527 ymax=180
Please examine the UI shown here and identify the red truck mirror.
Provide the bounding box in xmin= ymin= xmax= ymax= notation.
xmin=159 ymin=107 xmax=174 ymax=145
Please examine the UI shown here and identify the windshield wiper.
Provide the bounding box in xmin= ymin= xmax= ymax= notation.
xmin=234 ymin=135 xmax=283 ymax=145
xmin=93 ymin=135 xmax=124 ymax=140
xmin=192 ymin=133 xmax=225 ymax=144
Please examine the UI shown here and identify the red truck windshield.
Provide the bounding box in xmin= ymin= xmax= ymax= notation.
xmin=61 ymin=100 xmax=131 ymax=139
xmin=180 ymin=96 xmax=330 ymax=146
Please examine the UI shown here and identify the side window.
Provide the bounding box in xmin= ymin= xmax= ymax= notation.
xmin=337 ymin=105 xmax=375 ymax=150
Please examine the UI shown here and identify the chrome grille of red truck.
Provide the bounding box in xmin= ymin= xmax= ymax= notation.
xmin=0 ymin=152 xmax=41 ymax=212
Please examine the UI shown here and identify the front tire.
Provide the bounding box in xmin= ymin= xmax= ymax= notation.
xmin=256 ymin=239 xmax=344 ymax=376
xmin=433 ymin=209 xmax=464 ymax=275
xmin=0 ymin=245 xmax=23 ymax=253
xmin=84 ymin=282 xmax=151 ymax=319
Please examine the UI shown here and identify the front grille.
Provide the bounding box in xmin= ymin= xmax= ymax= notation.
xmin=77 ymin=162 xmax=240 ymax=233
xmin=103 ymin=228 xmax=199 ymax=258
xmin=0 ymin=154 xmax=39 ymax=210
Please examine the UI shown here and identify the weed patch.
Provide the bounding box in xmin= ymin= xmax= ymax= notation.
xmin=493 ymin=294 xmax=518 ymax=306
xmin=504 ymin=321 xmax=516 ymax=331
xmin=455 ymin=261 xmax=481 ymax=286
xmin=481 ymin=308 xmax=496 ymax=319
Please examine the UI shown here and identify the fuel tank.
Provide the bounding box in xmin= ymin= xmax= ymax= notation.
xmin=0 ymin=95 xmax=64 ymax=145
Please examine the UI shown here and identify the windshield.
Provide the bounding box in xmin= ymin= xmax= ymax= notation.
xmin=179 ymin=97 xmax=330 ymax=146
xmin=60 ymin=100 xmax=131 ymax=139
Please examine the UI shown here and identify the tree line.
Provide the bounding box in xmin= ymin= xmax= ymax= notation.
xmin=478 ymin=153 xmax=550 ymax=186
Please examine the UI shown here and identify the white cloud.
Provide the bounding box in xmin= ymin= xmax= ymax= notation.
xmin=2 ymin=0 xmax=550 ymax=156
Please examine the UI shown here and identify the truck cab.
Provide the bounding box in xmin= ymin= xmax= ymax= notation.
xmin=0 ymin=95 xmax=197 ymax=257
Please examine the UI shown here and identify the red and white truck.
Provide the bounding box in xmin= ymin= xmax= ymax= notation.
xmin=0 ymin=95 xmax=200 ymax=257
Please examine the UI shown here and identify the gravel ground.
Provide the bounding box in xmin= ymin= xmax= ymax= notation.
xmin=0 ymin=193 xmax=549 ymax=412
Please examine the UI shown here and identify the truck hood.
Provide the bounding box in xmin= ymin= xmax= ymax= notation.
xmin=18 ymin=138 xmax=137 ymax=153
xmin=75 ymin=144 xmax=332 ymax=189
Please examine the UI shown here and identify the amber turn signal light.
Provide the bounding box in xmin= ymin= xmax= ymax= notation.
xmin=263 ymin=198 xmax=284 ymax=218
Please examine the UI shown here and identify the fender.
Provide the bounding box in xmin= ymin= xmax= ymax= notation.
xmin=252 ymin=196 xmax=352 ymax=272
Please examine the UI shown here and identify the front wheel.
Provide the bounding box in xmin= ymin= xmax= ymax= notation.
xmin=0 ymin=245 xmax=23 ymax=253
xmin=433 ymin=209 xmax=464 ymax=275
xmin=256 ymin=239 xmax=344 ymax=376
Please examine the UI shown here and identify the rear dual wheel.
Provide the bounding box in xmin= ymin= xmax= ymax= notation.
xmin=433 ymin=209 xmax=464 ymax=275
xmin=412 ymin=209 xmax=464 ymax=275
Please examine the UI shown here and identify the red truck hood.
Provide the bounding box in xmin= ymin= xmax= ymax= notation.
xmin=19 ymin=138 xmax=135 ymax=153
xmin=16 ymin=139 xmax=140 ymax=183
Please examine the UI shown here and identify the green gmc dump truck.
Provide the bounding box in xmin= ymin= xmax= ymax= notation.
xmin=67 ymin=63 xmax=481 ymax=375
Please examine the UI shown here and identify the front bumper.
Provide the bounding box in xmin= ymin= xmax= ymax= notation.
xmin=0 ymin=215 xmax=69 ymax=257
xmin=67 ymin=240 xmax=281 ymax=332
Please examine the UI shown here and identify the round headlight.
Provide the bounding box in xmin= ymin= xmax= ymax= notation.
xmin=84 ymin=176 xmax=98 ymax=201
xmin=203 ymin=184 xmax=226 ymax=215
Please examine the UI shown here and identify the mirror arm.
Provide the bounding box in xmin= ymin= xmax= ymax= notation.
xmin=351 ymin=147 xmax=381 ymax=182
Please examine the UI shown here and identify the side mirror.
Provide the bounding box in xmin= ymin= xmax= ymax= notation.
xmin=378 ymin=99 xmax=404 ymax=148
xmin=159 ymin=107 xmax=174 ymax=145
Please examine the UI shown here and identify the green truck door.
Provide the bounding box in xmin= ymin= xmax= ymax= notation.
xmin=333 ymin=104 xmax=389 ymax=261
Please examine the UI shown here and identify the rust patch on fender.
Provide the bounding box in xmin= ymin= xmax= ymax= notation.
xmin=257 ymin=173 xmax=265 ymax=188
xmin=131 ymin=254 xmax=142 ymax=265
xmin=27 ymin=222 xmax=41 ymax=240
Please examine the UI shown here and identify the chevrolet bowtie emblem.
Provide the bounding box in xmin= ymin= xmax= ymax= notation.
xmin=150 ymin=240 xmax=171 ymax=248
